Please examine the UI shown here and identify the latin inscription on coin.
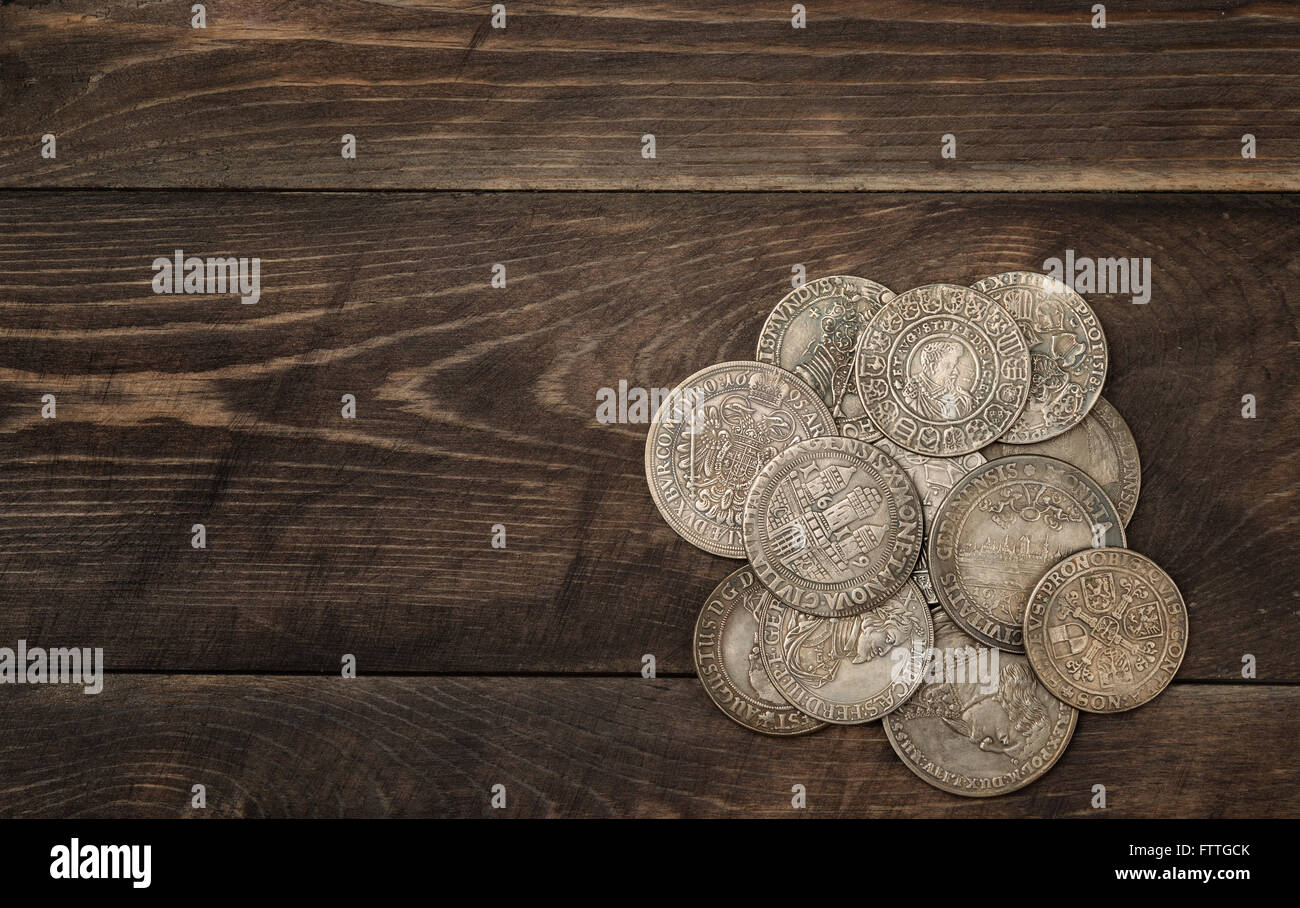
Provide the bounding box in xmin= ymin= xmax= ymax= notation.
xmin=693 ymin=567 xmax=828 ymax=735
xmin=971 ymin=271 xmax=1108 ymax=443
xmin=1024 ymin=547 xmax=1187 ymax=713
xmin=856 ymin=284 xmax=1030 ymax=456
xmin=761 ymin=580 xmax=933 ymax=724
xmin=744 ymin=436 xmax=923 ymax=617
xmin=983 ymin=396 xmax=1140 ymax=526
xmin=929 ymin=455 xmax=1126 ymax=652
xmin=646 ymin=361 xmax=835 ymax=558
xmin=884 ymin=609 xmax=1078 ymax=797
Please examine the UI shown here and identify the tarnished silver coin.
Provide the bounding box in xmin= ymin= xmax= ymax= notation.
xmin=756 ymin=275 xmax=893 ymax=440
xmin=693 ymin=566 xmax=828 ymax=735
xmin=884 ymin=608 xmax=1078 ymax=797
xmin=983 ymin=396 xmax=1140 ymax=526
xmin=761 ymin=580 xmax=933 ymax=724
xmin=872 ymin=439 xmax=986 ymax=605
xmin=856 ymin=283 xmax=1030 ymax=457
xmin=971 ymin=271 xmax=1108 ymax=443
xmin=929 ymin=455 xmax=1126 ymax=652
xmin=743 ymin=435 xmax=923 ymax=617
xmin=1024 ymin=547 xmax=1187 ymax=714
xmin=646 ymin=361 xmax=835 ymax=558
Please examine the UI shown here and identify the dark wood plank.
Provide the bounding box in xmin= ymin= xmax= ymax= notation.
xmin=3 ymin=1 xmax=1299 ymax=190
xmin=0 ymin=191 xmax=1295 ymax=677
xmin=0 ymin=677 xmax=1291 ymax=817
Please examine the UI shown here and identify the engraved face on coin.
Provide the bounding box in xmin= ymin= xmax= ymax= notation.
xmin=856 ymin=284 xmax=1030 ymax=456
xmin=983 ymin=396 xmax=1140 ymax=526
xmin=646 ymin=361 xmax=835 ymax=558
xmin=971 ymin=271 xmax=1108 ymax=443
xmin=884 ymin=609 xmax=1078 ymax=797
xmin=743 ymin=435 xmax=923 ymax=617
xmin=693 ymin=566 xmax=828 ymax=735
xmin=872 ymin=439 xmax=986 ymax=605
xmin=756 ymin=275 xmax=893 ymax=440
xmin=929 ymin=455 xmax=1126 ymax=652
xmin=761 ymin=580 xmax=932 ymax=724
xmin=1024 ymin=547 xmax=1187 ymax=713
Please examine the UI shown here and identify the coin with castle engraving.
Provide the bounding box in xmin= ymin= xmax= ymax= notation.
xmin=646 ymin=361 xmax=835 ymax=558
xmin=856 ymin=283 xmax=1030 ymax=457
xmin=983 ymin=396 xmax=1140 ymax=526
xmin=929 ymin=455 xmax=1126 ymax=652
xmin=884 ymin=608 xmax=1078 ymax=796
xmin=693 ymin=566 xmax=828 ymax=735
xmin=743 ymin=435 xmax=923 ymax=617
xmin=756 ymin=275 xmax=893 ymax=440
xmin=761 ymin=579 xmax=932 ymax=724
xmin=1024 ymin=547 xmax=1186 ymax=713
xmin=872 ymin=439 xmax=986 ymax=605
xmin=971 ymin=271 xmax=1107 ymax=443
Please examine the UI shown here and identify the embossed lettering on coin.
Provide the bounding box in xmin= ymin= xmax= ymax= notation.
xmin=1024 ymin=547 xmax=1187 ymax=713
xmin=693 ymin=566 xmax=827 ymax=735
xmin=856 ymin=283 xmax=1030 ymax=456
xmin=645 ymin=361 xmax=835 ymax=558
xmin=743 ymin=435 xmax=923 ymax=617
xmin=971 ymin=271 xmax=1108 ymax=443
xmin=761 ymin=580 xmax=932 ymax=724
xmin=929 ymin=455 xmax=1126 ymax=652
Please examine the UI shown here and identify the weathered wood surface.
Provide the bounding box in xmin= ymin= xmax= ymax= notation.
xmin=2 ymin=0 xmax=1298 ymax=190
xmin=0 ymin=191 xmax=1295 ymax=678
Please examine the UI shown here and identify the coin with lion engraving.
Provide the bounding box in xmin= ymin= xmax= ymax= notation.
xmin=983 ymin=396 xmax=1140 ymax=526
xmin=1024 ymin=547 xmax=1187 ymax=713
xmin=884 ymin=608 xmax=1078 ymax=796
xmin=693 ymin=566 xmax=828 ymax=735
xmin=743 ymin=435 xmax=923 ymax=617
xmin=646 ymin=361 xmax=835 ymax=558
xmin=971 ymin=271 xmax=1107 ymax=443
xmin=856 ymin=283 xmax=1030 ymax=456
xmin=929 ymin=455 xmax=1126 ymax=652
xmin=761 ymin=579 xmax=932 ymax=724
xmin=756 ymin=275 xmax=893 ymax=440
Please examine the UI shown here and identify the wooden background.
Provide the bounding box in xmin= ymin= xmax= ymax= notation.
xmin=0 ymin=1 xmax=1296 ymax=818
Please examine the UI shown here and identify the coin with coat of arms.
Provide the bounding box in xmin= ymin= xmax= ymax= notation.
xmin=646 ymin=361 xmax=835 ymax=558
xmin=855 ymin=283 xmax=1031 ymax=456
xmin=1024 ymin=547 xmax=1187 ymax=713
xmin=693 ymin=566 xmax=828 ymax=735
xmin=928 ymin=454 xmax=1126 ymax=652
xmin=971 ymin=271 xmax=1108 ymax=444
xmin=756 ymin=275 xmax=893 ymax=440
xmin=760 ymin=580 xmax=932 ymax=724
xmin=743 ymin=435 xmax=923 ymax=617
xmin=884 ymin=608 xmax=1078 ymax=797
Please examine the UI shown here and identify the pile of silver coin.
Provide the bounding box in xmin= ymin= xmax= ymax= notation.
xmin=645 ymin=274 xmax=1188 ymax=797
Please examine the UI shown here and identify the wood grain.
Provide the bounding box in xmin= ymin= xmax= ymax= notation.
xmin=0 ymin=677 xmax=1291 ymax=818
xmin=3 ymin=1 xmax=1299 ymax=190
xmin=0 ymin=191 xmax=1295 ymax=678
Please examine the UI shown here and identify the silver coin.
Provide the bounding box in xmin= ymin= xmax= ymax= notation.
xmin=971 ymin=271 xmax=1108 ymax=443
xmin=872 ymin=438 xmax=986 ymax=605
xmin=645 ymin=361 xmax=835 ymax=558
xmin=928 ymin=455 xmax=1126 ymax=652
xmin=983 ymin=396 xmax=1140 ymax=526
xmin=761 ymin=580 xmax=933 ymax=724
xmin=693 ymin=566 xmax=828 ymax=735
xmin=856 ymin=283 xmax=1031 ymax=456
xmin=743 ymin=435 xmax=923 ymax=618
xmin=884 ymin=608 xmax=1078 ymax=797
xmin=756 ymin=275 xmax=893 ymax=439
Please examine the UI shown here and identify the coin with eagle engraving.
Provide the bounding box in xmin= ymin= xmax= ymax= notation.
xmin=693 ymin=566 xmax=828 ymax=735
xmin=1024 ymin=547 xmax=1187 ymax=713
xmin=646 ymin=361 xmax=835 ymax=558
xmin=855 ymin=283 xmax=1030 ymax=457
